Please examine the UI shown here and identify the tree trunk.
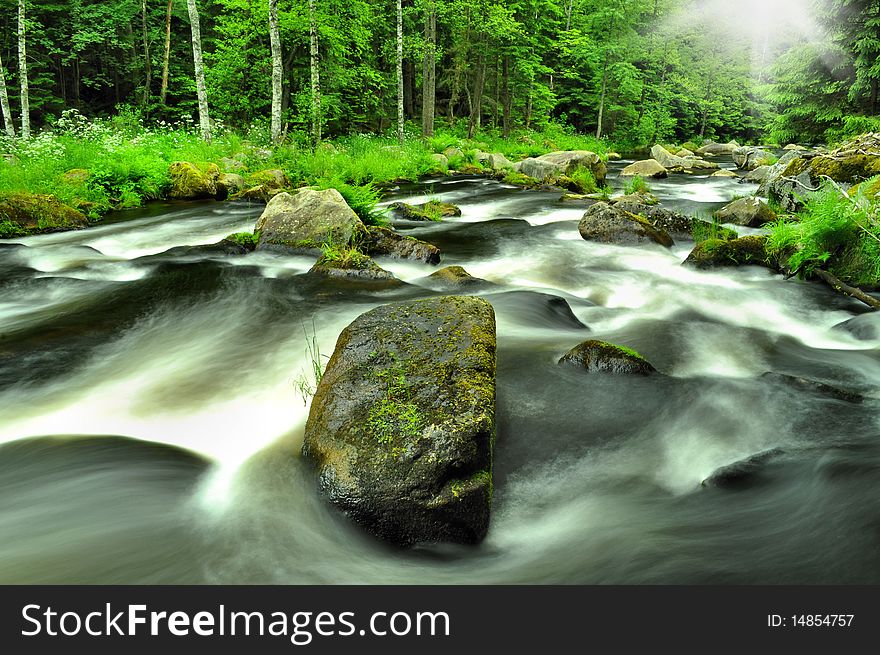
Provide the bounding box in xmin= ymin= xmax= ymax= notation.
xmin=872 ymin=78 xmax=878 ymax=115
xmin=18 ymin=0 xmax=29 ymax=139
xmin=160 ymin=0 xmax=173 ymax=105
xmin=396 ymin=0 xmax=404 ymax=145
xmin=502 ymin=55 xmax=510 ymax=138
xmin=421 ymin=0 xmax=436 ymax=137
xmin=185 ymin=0 xmax=211 ymax=142
xmin=467 ymin=54 xmax=485 ymax=139
xmin=404 ymin=58 xmax=415 ymax=118
xmin=0 ymin=53 xmax=14 ymax=137
xmin=698 ymin=69 xmax=715 ymax=139
xmin=269 ymin=0 xmax=283 ymax=144
xmin=308 ymin=0 xmax=321 ymax=147
xmin=595 ymin=51 xmax=609 ymax=139
xmin=565 ymin=0 xmax=574 ymax=30
xmin=141 ymin=0 xmax=151 ymax=107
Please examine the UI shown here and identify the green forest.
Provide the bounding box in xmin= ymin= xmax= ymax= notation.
xmin=0 ymin=0 xmax=879 ymax=146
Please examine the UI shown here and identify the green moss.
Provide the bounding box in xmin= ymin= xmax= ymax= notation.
xmin=502 ymin=171 xmax=541 ymax=188
xmin=0 ymin=219 xmax=27 ymax=238
xmin=0 ymin=192 xmax=88 ymax=237
xmin=246 ymin=169 xmax=290 ymax=189
xmin=450 ymin=470 xmax=492 ymax=500
xmin=367 ymin=354 xmax=426 ymax=445
xmin=224 ymin=230 xmax=260 ymax=250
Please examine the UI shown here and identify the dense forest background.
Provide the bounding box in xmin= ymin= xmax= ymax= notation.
xmin=1 ymin=0 xmax=880 ymax=147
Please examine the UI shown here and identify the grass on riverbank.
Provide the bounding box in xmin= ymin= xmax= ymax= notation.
xmin=0 ymin=112 xmax=620 ymax=229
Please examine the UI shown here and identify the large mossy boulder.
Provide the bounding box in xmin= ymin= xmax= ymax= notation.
xmin=612 ymin=200 xmax=695 ymax=241
xmin=513 ymin=150 xmax=606 ymax=185
xmin=714 ymin=197 xmax=777 ymax=227
xmin=767 ymin=133 xmax=880 ymax=210
xmin=302 ymin=296 xmax=497 ymax=546
xmin=168 ymin=161 xmax=220 ymax=200
xmin=620 ymin=159 xmax=668 ymax=178
xmin=0 ymin=193 xmax=89 ymax=237
xmin=360 ymin=225 xmax=441 ymax=264
xmin=255 ymin=189 xmax=361 ymax=250
xmin=559 ymin=340 xmax=656 ymax=375
xmin=684 ymin=235 xmax=772 ymax=269
xmin=578 ymin=201 xmax=674 ymax=247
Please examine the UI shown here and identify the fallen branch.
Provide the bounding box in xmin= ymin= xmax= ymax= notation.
xmin=815 ymin=268 xmax=880 ymax=310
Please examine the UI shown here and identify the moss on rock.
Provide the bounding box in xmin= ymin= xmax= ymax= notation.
xmin=0 ymin=193 xmax=89 ymax=238
xmin=684 ymin=235 xmax=773 ymax=269
xmin=559 ymin=339 xmax=657 ymax=375
xmin=168 ymin=161 xmax=221 ymax=200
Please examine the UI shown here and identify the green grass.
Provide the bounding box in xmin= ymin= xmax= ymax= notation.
xmin=567 ymin=168 xmax=598 ymax=194
xmin=224 ymin=230 xmax=260 ymax=249
xmin=367 ymin=353 xmax=424 ymax=445
xmin=317 ymin=241 xmax=372 ymax=269
xmin=692 ymin=217 xmax=738 ymax=244
xmin=293 ymin=321 xmax=327 ymax=406
xmin=624 ymin=175 xmax=651 ymax=195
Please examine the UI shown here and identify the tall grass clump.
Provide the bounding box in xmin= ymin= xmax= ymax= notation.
xmin=624 ymin=175 xmax=651 ymax=195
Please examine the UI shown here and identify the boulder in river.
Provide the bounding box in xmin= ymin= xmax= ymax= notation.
xmin=649 ymin=145 xmax=718 ymax=172
xmin=711 ymin=170 xmax=739 ymax=178
xmin=559 ymin=339 xmax=657 ymax=375
xmin=613 ymin=200 xmax=695 ymax=242
xmin=733 ymin=147 xmax=775 ymax=171
xmin=684 ymin=235 xmax=772 ymax=269
xmin=302 ymin=296 xmax=497 ymax=546
xmin=0 ymin=193 xmax=89 ymax=237
xmin=391 ymin=200 xmax=461 ymax=221
xmin=168 ymin=161 xmax=220 ymax=200
xmin=477 ymin=151 xmax=513 ymax=171
xmin=701 ymin=448 xmax=786 ymax=489
xmin=783 ymin=144 xmax=808 ymax=151
xmin=255 ymin=189 xmax=361 ymax=250
xmin=696 ymin=141 xmax=740 ymax=156
xmin=742 ymin=165 xmax=770 ymax=184
xmin=360 ymin=225 xmax=441 ymax=264
xmin=514 ymin=150 xmax=606 ymax=185
xmin=427 ymin=265 xmax=487 ymax=289
xmin=714 ymin=197 xmax=777 ymax=227
xmin=620 ymin=159 xmax=668 ymax=178
xmin=578 ymin=201 xmax=674 ymax=247
xmin=309 ymin=251 xmax=397 ymax=281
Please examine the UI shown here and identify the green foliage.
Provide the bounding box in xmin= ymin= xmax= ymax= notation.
xmin=0 ymin=220 xmax=27 ymax=239
xmin=318 ymin=241 xmax=372 ymax=269
xmin=568 ymin=168 xmax=598 ymax=194
xmin=367 ymin=353 xmax=423 ymax=445
xmin=224 ymin=230 xmax=260 ymax=249
xmin=624 ymin=175 xmax=650 ymax=195
xmin=692 ymin=219 xmax=738 ymax=244
xmin=294 ymin=322 xmax=327 ymax=406
xmin=315 ymin=177 xmax=387 ymax=226
xmin=766 ymin=180 xmax=880 ymax=286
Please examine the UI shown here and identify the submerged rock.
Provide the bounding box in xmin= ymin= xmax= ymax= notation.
xmin=559 ymin=339 xmax=656 ymax=375
xmin=714 ymin=197 xmax=777 ymax=227
xmin=360 ymin=225 xmax=441 ymax=264
xmin=168 ymin=161 xmax=221 ymax=200
xmin=0 ymin=193 xmax=89 ymax=237
xmin=302 ymin=296 xmax=497 ymax=546
xmin=427 ymin=265 xmax=487 ymax=288
xmin=701 ymin=448 xmax=786 ymax=489
xmin=761 ymin=372 xmax=865 ymax=403
xmin=620 ymin=159 xmax=668 ymax=178
xmin=255 ymin=189 xmax=361 ymax=250
xmin=578 ymin=201 xmax=674 ymax=247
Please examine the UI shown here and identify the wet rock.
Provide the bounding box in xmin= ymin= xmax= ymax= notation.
xmin=168 ymin=161 xmax=220 ymax=200
xmin=217 ymin=173 xmax=246 ymax=198
xmin=683 ymin=236 xmax=772 ymax=269
xmin=485 ymin=290 xmax=589 ymax=330
xmin=714 ymin=197 xmax=777 ymax=227
xmin=302 ymin=296 xmax=496 ymax=546
xmin=390 ymin=200 xmax=461 ymax=221
xmin=578 ymin=201 xmax=674 ymax=247
xmin=613 ymin=200 xmax=695 ymax=241
xmin=255 ymin=189 xmax=362 ymax=250
xmin=733 ymin=146 xmax=775 ymax=171
xmin=761 ymin=372 xmax=865 ymax=403
xmin=427 ymin=265 xmax=487 ymax=289
xmin=360 ymin=225 xmax=441 ymax=264
xmin=620 ymin=159 xmax=668 ymax=178
xmin=701 ymin=448 xmax=785 ymax=489
xmin=742 ymin=165 xmax=770 ymax=183
xmin=559 ymin=339 xmax=656 ymax=375
xmin=0 ymin=193 xmax=89 ymax=237
xmin=696 ymin=141 xmax=740 ymax=156
xmin=833 ymin=313 xmax=880 ymax=341
xmin=309 ymin=252 xmax=397 ymax=281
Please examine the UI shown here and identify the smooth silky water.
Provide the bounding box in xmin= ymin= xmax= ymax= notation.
xmin=2 ymin=159 xmax=879 ymax=584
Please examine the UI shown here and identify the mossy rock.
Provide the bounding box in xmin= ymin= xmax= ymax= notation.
xmin=683 ymin=235 xmax=773 ymax=269
xmin=246 ymin=169 xmax=290 ymax=190
xmin=168 ymin=161 xmax=220 ymax=200
xmin=427 ymin=265 xmax=487 ymax=289
xmin=502 ymin=171 xmax=542 ymax=188
xmin=359 ymin=225 xmax=441 ymax=264
xmin=578 ymin=201 xmax=674 ymax=247
xmin=223 ymin=230 xmax=260 ymax=251
xmin=302 ymin=296 xmax=496 ymax=546
xmin=309 ymin=253 xmax=397 ymax=281
xmin=0 ymin=193 xmax=88 ymax=238
xmin=457 ymin=163 xmax=485 ymax=175
xmin=256 ymin=189 xmax=362 ymax=250
xmin=713 ymin=197 xmax=777 ymax=227
xmin=559 ymin=339 xmax=656 ymax=375
xmin=390 ymin=200 xmax=461 ymax=222
xmin=232 ymin=185 xmax=286 ymax=204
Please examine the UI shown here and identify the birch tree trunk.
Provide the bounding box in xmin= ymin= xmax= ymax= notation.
xmin=467 ymin=53 xmax=485 ymax=139
xmin=308 ymin=0 xmax=321 ymax=148
xmin=141 ymin=0 xmax=152 ymax=107
xmin=396 ymin=0 xmax=404 ymax=145
xmin=160 ymin=0 xmax=173 ymax=105
xmin=269 ymin=0 xmax=283 ymax=144
xmin=595 ymin=52 xmax=609 ymax=139
xmin=18 ymin=0 xmax=29 ymax=139
xmin=185 ymin=0 xmax=211 ymax=142
xmin=421 ymin=1 xmax=436 ymax=137
xmin=0 ymin=54 xmax=14 ymax=138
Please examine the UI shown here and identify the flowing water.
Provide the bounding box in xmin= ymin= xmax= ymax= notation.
xmin=2 ymin=158 xmax=879 ymax=584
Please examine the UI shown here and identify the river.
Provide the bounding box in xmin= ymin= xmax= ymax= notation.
xmin=1 ymin=156 xmax=879 ymax=584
